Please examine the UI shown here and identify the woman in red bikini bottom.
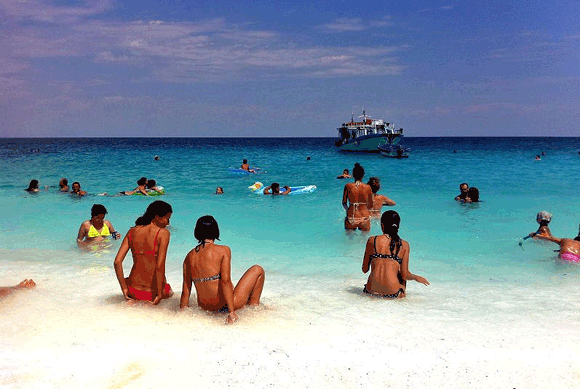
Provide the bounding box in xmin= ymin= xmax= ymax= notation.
xmin=114 ymin=201 xmax=174 ymax=304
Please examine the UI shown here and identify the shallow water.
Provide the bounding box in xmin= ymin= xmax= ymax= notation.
xmin=1 ymin=137 xmax=580 ymax=387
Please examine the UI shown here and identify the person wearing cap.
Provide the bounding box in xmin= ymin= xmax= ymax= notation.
xmin=543 ymin=224 xmax=580 ymax=263
xmin=528 ymin=211 xmax=554 ymax=240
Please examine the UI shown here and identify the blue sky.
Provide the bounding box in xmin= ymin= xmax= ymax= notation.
xmin=1 ymin=0 xmax=579 ymax=137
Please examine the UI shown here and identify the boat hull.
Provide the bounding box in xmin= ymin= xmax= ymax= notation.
xmin=336 ymin=134 xmax=402 ymax=153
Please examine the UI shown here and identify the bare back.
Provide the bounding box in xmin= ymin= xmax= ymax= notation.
xmin=183 ymin=243 xmax=231 ymax=311
xmin=559 ymin=238 xmax=580 ymax=256
xmin=343 ymin=181 xmax=373 ymax=218
xmin=126 ymin=225 xmax=167 ymax=291
xmin=363 ymin=235 xmax=409 ymax=295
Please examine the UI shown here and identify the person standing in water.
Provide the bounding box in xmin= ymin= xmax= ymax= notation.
xmin=342 ymin=163 xmax=373 ymax=231
xmin=367 ymin=177 xmax=396 ymax=217
xmin=77 ymin=204 xmax=121 ymax=248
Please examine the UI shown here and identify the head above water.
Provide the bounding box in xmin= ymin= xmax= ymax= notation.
xmin=71 ymin=182 xmax=81 ymax=191
xmin=215 ymin=187 xmax=224 ymax=194
xmin=59 ymin=178 xmax=68 ymax=187
xmin=146 ymin=179 xmax=156 ymax=189
xmin=459 ymin=183 xmax=469 ymax=192
xmin=536 ymin=211 xmax=552 ymax=226
xmin=27 ymin=179 xmax=39 ymax=190
xmin=467 ymin=187 xmax=479 ymax=202
xmin=194 ymin=215 xmax=220 ymax=242
xmin=91 ymin=204 xmax=107 ymax=217
xmin=137 ymin=177 xmax=147 ymax=186
xmin=353 ymin=163 xmax=365 ymax=181
xmin=271 ymin=182 xmax=280 ymax=194
xmin=242 ymin=159 xmax=248 ymax=164
xmin=367 ymin=177 xmax=380 ymax=194
xmin=135 ymin=200 xmax=173 ymax=226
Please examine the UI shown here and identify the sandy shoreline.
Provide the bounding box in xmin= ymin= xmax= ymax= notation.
xmin=1 ymin=261 xmax=579 ymax=389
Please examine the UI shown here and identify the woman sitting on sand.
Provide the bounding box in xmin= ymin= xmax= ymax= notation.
xmin=362 ymin=211 xmax=429 ymax=298
xmin=77 ymin=204 xmax=121 ymax=249
xmin=113 ymin=200 xmax=174 ymax=304
xmin=367 ymin=177 xmax=396 ymax=218
xmin=180 ymin=215 xmax=265 ymax=324
xmin=342 ymin=163 xmax=373 ymax=231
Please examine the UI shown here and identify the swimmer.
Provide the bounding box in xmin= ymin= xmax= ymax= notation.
xmin=528 ymin=211 xmax=554 ymax=241
xmin=454 ymin=182 xmax=469 ymax=201
xmin=59 ymin=178 xmax=69 ymax=192
xmin=180 ymin=215 xmax=265 ymax=324
xmin=240 ymin=159 xmax=256 ymax=173
xmin=0 ymin=279 xmax=36 ymax=298
xmin=71 ymin=181 xmax=88 ymax=197
xmin=362 ymin=211 xmax=429 ymax=298
xmin=343 ymin=163 xmax=373 ymax=231
xmin=544 ymin=225 xmax=580 ymax=262
xmin=535 ymin=155 xmax=541 ymax=161
xmin=367 ymin=177 xmax=396 ymax=217
xmin=77 ymin=204 xmax=121 ymax=248
xmin=263 ymin=182 xmax=291 ymax=195
xmin=121 ymin=177 xmax=148 ymax=196
xmin=336 ymin=169 xmax=352 ymax=179
xmin=25 ymin=179 xmax=40 ymax=192
xmin=154 ymin=155 xmax=160 ymax=161
xmin=215 ymin=187 xmax=224 ymax=195
xmin=114 ymin=201 xmax=174 ymax=304
xmin=462 ymin=187 xmax=480 ymax=203
xmin=146 ymin=179 xmax=164 ymax=195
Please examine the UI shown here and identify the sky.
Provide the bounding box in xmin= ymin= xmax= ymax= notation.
xmin=1 ymin=0 xmax=579 ymax=137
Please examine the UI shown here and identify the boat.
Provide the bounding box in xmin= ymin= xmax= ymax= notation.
xmin=334 ymin=110 xmax=404 ymax=153
xmin=378 ymin=144 xmax=411 ymax=158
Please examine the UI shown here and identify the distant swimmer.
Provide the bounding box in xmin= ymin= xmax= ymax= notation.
xmin=59 ymin=178 xmax=69 ymax=192
xmin=454 ymin=182 xmax=469 ymax=201
xmin=367 ymin=177 xmax=396 ymax=217
xmin=0 ymin=279 xmax=36 ymax=299
xmin=336 ymin=169 xmax=352 ymax=179
xmin=240 ymin=159 xmax=256 ymax=173
xmin=343 ymin=163 xmax=373 ymax=231
xmin=362 ymin=211 xmax=429 ymax=298
xmin=180 ymin=215 xmax=265 ymax=324
xmin=113 ymin=201 xmax=174 ymax=304
xmin=154 ymin=155 xmax=160 ymax=161
xmin=77 ymin=204 xmax=121 ymax=248
xmin=535 ymin=155 xmax=541 ymax=161
xmin=215 ymin=187 xmax=224 ymax=195
xmin=71 ymin=181 xmax=88 ymax=197
xmin=25 ymin=179 xmax=40 ymax=193
xmin=264 ymin=182 xmax=291 ymax=195
xmin=544 ymin=225 xmax=580 ymax=263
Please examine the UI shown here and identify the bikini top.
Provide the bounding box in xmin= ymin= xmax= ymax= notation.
xmin=369 ymin=236 xmax=402 ymax=264
xmin=88 ymin=223 xmax=110 ymax=238
xmin=128 ymin=228 xmax=161 ymax=256
xmin=192 ymin=273 xmax=221 ymax=284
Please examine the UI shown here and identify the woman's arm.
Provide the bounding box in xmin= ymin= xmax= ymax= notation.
xmin=113 ymin=232 xmax=131 ymax=300
xmin=180 ymin=255 xmax=192 ymax=309
xmin=382 ymin=195 xmax=396 ymax=206
xmin=362 ymin=237 xmax=374 ymax=273
xmin=76 ymin=221 xmax=88 ymax=245
xmin=151 ymin=229 xmax=171 ymax=305
xmin=106 ymin=220 xmax=121 ymax=239
xmin=399 ymin=242 xmax=430 ymax=285
xmin=366 ymin=186 xmax=374 ymax=210
xmin=342 ymin=185 xmax=349 ymax=211
xmin=219 ymin=247 xmax=238 ymax=323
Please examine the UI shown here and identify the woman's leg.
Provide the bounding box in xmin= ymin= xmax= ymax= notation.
xmin=233 ymin=265 xmax=265 ymax=309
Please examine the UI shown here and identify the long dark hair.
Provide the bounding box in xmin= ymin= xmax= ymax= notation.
xmin=353 ymin=163 xmax=365 ymax=181
xmin=381 ymin=210 xmax=402 ymax=256
xmin=135 ymin=200 xmax=172 ymax=226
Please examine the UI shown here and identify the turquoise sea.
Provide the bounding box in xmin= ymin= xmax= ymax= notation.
xmin=1 ymin=137 xmax=580 ymax=388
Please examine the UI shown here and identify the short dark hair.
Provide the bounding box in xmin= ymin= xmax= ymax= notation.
xmin=91 ymin=204 xmax=108 ymax=217
xmin=194 ymin=215 xmax=220 ymax=242
xmin=72 ymin=181 xmax=80 ymax=187
xmin=243 ymin=159 xmax=248 ymax=164
xmin=146 ymin=179 xmax=156 ymax=189
xmin=137 ymin=177 xmax=147 ymax=186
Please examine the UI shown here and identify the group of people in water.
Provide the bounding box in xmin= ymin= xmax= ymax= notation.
xmin=524 ymin=211 xmax=580 ymax=263
xmin=25 ymin=177 xmax=164 ymax=197
xmin=454 ymin=182 xmax=480 ymax=203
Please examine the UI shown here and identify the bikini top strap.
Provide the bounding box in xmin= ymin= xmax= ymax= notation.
xmin=373 ymin=236 xmax=378 ymax=254
xmin=128 ymin=229 xmax=132 ymax=243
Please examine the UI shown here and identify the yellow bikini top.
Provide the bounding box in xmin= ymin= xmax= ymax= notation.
xmin=88 ymin=223 xmax=110 ymax=238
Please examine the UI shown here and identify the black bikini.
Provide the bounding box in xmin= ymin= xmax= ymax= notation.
xmin=364 ymin=235 xmax=404 ymax=298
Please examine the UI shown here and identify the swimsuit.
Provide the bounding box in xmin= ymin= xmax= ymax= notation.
xmin=560 ymin=251 xmax=580 ymax=263
xmin=192 ymin=273 xmax=221 ymax=284
xmin=128 ymin=284 xmax=172 ymax=301
xmin=88 ymin=223 xmax=111 ymax=238
xmin=369 ymin=236 xmax=402 ymax=264
xmin=363 ymin=285 xmax=404 ymax=298
xmin=128 ymin=228 xmax=161 ymax=255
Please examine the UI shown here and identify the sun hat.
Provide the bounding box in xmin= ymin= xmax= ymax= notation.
xmin=536 ymin=211 xmax=552 ymax=222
